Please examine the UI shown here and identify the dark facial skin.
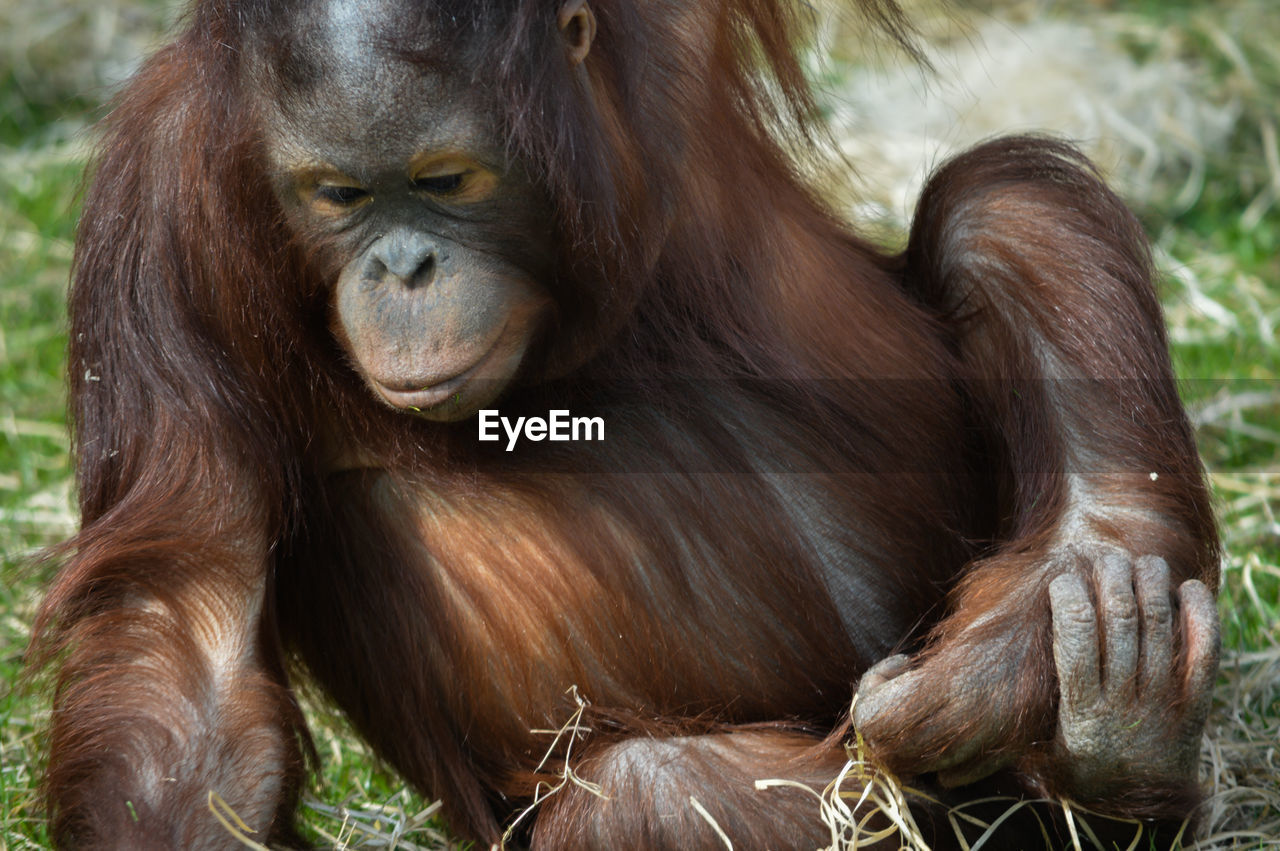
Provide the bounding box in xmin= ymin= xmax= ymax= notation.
xmin=256 ymin=0 xmax=555 ymax=421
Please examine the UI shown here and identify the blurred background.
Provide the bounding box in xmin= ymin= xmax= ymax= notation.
xmin=1 ymin=0 xmax=1276 ymax=847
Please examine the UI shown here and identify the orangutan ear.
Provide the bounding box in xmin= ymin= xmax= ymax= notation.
xmin=558 ymin=0 xmax=596 ymax=66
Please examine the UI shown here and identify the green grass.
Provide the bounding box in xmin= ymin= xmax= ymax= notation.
xmin=2 ymin=0 xmax=1278 ymax=848
xmin=1 ymin=148 xmax=77 ymax=849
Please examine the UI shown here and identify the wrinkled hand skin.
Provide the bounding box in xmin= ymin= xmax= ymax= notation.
xmin=854 ymin=550 xmax=1220 ymax=811
xmin=1048 ymin=553 xmax=1218 ymax=796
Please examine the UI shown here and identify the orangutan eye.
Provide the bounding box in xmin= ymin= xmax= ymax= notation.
xmin=413 ymin=173 xmax=465 ymax=195
xmin=409 ymin=157 xmax=498 ymax=204
xmin=314 ymin=184 xmax=371 ymax=206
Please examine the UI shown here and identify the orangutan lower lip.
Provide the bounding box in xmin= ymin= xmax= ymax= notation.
xmin=373 ymin=330 xmax=505 ymax=412
xmin=375 ymin=369 xmax=476 ymax=411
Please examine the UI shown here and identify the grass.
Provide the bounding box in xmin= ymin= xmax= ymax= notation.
xmin=2 ymin=0 xmax=1278 ymax=848
xmin=2 ymin=148 xmax=80 ymax=848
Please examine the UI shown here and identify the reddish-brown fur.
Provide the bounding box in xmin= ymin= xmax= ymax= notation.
xmin=33 ymin=0 xmax=1217 ymax=847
